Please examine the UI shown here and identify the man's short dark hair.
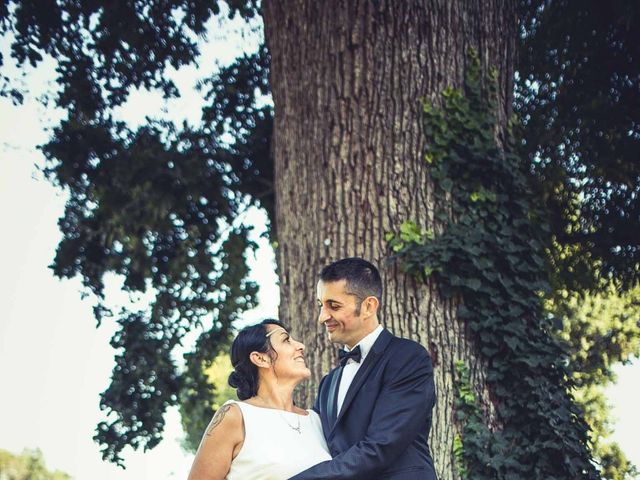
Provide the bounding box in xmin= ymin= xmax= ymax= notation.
xmin=319 ymin=258 xmax=383 ymax=311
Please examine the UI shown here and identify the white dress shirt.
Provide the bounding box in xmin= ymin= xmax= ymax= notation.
xmin=336 ymin=324 xmax=384 ymax=414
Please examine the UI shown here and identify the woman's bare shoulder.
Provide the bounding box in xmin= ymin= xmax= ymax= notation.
xmin=204 ymin=401 xmax=243 ymax=438
xmin=187 ymin=402 xmax=244 ymax=480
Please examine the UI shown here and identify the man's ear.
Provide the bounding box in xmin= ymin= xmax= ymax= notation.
xmin=249 ymin=351 xmax=271 ymax=368
xmin=361 ymin=296 xmax=379 ymax=319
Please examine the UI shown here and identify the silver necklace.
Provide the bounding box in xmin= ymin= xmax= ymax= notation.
xmin=279 ymin=412 xmax=302 ymax=434
xmin=253 ymin=396 xmax=303 ymax=434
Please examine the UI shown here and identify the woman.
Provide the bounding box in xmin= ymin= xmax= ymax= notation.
xmin=188 ymin=319 xmax=331 ymax=480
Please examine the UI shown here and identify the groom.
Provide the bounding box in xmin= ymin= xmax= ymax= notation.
xmin=290 ymin=257 xmax=437 ymax=480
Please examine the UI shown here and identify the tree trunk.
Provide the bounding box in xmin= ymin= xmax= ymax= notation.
xmin=262 ymin=1 xmax=516 ymax=478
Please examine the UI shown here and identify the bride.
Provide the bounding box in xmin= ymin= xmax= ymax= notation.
xmin=187 ymin=319 xmax=331 ymax=480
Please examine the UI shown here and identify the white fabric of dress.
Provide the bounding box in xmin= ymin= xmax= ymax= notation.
xmin=225 ymin=400 xmax=332 ymax=480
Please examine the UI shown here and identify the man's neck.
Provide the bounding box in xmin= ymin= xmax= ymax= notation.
xmin=346 ymin=322 xmax=381 ymax=350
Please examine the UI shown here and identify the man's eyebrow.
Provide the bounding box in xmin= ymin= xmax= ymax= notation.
xmin=318 ymin=298 xmax=342 ymax=305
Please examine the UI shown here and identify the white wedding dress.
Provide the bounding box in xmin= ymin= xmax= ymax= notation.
xmin=224 ymin=400 xmax=332 ymax=480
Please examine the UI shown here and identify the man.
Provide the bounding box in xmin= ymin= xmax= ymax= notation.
xmin=290 ymin=257 xmax=437 ymax=480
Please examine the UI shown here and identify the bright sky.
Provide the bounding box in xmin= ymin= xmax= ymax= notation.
xmin=0 ymin=12 xmax=638 ymax=480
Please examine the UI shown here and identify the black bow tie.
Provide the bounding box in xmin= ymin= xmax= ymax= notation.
xmin=338 ymin=346 xmax=362 ymax=366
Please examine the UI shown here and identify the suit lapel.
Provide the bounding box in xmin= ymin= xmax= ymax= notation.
xmin=325 ymin=366 xmax=342 ymax=425
xmin=331 ymin=329 xmax=393 ymax=433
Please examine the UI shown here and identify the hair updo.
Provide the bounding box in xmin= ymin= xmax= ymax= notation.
xmin=228 ymin=319 xmax=287 ymax=400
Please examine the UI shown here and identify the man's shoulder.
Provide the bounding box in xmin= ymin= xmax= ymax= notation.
xmin=387 ymin=333 xmax=428 ymax=353
xmin=385 ymin=334 xmax=431 ymax=365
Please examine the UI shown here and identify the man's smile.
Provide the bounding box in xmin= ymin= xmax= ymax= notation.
xmin=324 ymin=321 xmax=339 ymax=332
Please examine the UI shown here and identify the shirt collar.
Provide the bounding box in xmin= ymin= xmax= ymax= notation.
xmin=345 ymin=324 xmax=383 ymax=361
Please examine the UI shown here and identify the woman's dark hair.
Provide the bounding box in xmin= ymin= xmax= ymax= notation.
xmin=228 ymin=319 xmax=287 ymax=400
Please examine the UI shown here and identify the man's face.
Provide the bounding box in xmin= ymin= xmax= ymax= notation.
xmin=316 ymin=279 xmax=367 ymax=348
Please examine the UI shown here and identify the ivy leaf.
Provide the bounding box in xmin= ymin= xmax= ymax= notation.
xmin=464 ymin=278 xmax=482 ymax=291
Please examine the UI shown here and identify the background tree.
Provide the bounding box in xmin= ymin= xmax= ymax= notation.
xmin=1 ymin=0 xmax=268 ymax=465
xmin=0 ymin=448 xmax=72 ymax=480
xmin=517 ymin=0 xmax=640 ymax=292
xmin=517 ymin=1 xmax=640 ymax=477
xmin=549 ymin=286 xmax=640 ymax=480
xmin=179 ymin=350 xmax=235 ymax=451
xmin=263 ymin=1 xmax=512 ymax=478
xmin=1 ymin=0 xmax=638 ymax=478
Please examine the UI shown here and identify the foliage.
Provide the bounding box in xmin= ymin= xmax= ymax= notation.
xmin=517 ymin=2 xmax=640 ymax=475
xmin=451 ymin=361 xmax=492 ymax=480
xmin=549 ymin=285 xmax=640 ymax=479
xmin=553 ymin=285 xmax=640 ymax=389
xmin=388 ymin=51 xmax=597 ymax=479
xmin=0 ymin=0 xmax=269 ymax=466
xmin=180 ymin=351 xmax=236 ymax=452
xmin=517 ymin=0 xmax=640 ymax=292
xmin=0 ymin=448 xmax=71 ymax=480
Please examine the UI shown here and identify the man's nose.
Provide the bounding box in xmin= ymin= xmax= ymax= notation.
xmin=318 ymin=306 xmax=331 ymax=324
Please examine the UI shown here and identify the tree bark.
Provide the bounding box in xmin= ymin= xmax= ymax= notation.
xmin=262 ymin=1 xmax=516 ymax=478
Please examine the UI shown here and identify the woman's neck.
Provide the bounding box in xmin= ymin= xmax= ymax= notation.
xmin=251 ymin=381 xmax=297 ymax=412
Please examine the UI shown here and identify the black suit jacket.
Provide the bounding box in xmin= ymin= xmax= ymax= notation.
xmin=290 ymin=329 xmax=437 ymax=480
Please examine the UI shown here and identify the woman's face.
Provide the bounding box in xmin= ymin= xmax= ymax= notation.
xmin=264 ymin=324 xmax=311 ymax=381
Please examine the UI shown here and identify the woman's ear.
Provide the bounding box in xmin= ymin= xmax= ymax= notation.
xmin=249 ymin=351 xmax=270 ymax=368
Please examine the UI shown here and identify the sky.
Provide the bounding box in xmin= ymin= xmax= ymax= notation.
xmin=1 ymin=12 xmax=639 ymax=480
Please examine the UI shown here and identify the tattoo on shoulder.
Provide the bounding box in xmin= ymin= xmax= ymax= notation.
xmin=206 ymin=404 xmax=232 ymax=436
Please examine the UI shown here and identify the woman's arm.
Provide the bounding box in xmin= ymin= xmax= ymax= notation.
xmin=188 ymin=403 xmax=244 ymax=480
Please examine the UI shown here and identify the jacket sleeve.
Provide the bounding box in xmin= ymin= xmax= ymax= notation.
xmin=289 ymin=345 xmax=435 ymax=480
